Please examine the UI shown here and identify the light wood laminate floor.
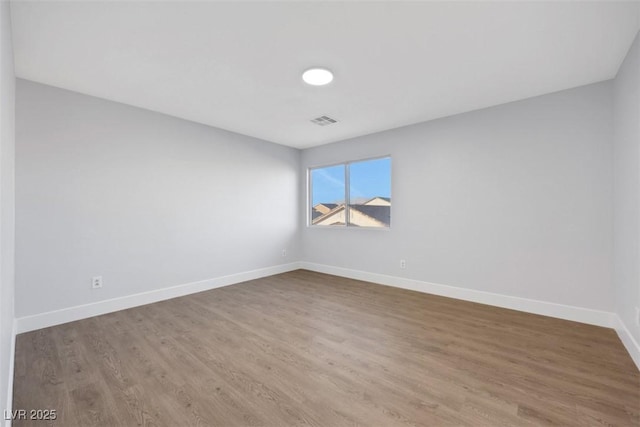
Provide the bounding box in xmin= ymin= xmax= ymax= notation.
xmin=12 ymin=270 xmax=640 ymax=426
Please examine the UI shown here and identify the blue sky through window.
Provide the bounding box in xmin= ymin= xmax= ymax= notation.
xmin=311 ymin=164 xmax=345 ymax=206
xmin=349 ymin=157 xmax=391 ymax=203
xmin=311 ymin=157 xmax=391 ymax=206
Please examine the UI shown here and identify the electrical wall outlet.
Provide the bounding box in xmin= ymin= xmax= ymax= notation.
xmin=92 ymin=276 xmax=103 ymax=289
xmin=400 ymin=259 xmax=406 ymax=269
xmin=282 ymin=249 xmax=287 ymax=257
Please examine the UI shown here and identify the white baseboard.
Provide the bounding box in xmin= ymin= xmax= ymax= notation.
xmin=4 ymin=320 xmax=16 ymax=427
xmin=14 ymin=261 xmax=634 ymax=369
xmin=10 ymin=262 xmax=638 ymax=381
xmin=16 ymin=263 xmax=301 ymax=334
xmin=299 ymin=262 xmax=616 ymax=328
xmin=613 ymin=314 xmax=640 ymax=371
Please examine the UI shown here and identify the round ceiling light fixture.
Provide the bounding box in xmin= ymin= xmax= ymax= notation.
xmin=302 ymin=68 xmax=334 ymax=86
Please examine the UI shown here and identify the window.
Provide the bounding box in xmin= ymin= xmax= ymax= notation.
xmin=309 ymin=157 xmax=391 ymax=228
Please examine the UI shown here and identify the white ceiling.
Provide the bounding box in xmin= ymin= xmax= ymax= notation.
xmin=10 ymin=1 xmax=640 ymax=149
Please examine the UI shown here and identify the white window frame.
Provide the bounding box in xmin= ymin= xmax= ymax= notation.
xmin=308 ymin=155 xmax=392 ymax=229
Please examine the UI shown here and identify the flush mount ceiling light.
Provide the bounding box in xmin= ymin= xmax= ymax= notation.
xmin=302 ymin=68 xmax=334 ymax=86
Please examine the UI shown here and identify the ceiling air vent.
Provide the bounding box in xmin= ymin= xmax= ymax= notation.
xmin=310 ymin=116 xmax=338 ymax=126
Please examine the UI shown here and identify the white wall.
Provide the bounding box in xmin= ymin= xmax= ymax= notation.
xmin=613 ymin=31 xmax=640 ymax=349
xmin=15 ymin=79 xmax=300 ymax=318
xmin=0 ymin=0 xmax=15 ymax=420
xmin=301 ymin=82 xmax=614 ymax=312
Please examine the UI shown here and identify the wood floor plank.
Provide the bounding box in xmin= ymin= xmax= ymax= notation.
xmin=12 ymin=270 xmax=640 ymax=426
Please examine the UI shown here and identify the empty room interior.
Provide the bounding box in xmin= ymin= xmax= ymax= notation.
xmin=1 ymin=0 xmax=640 ymax=426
